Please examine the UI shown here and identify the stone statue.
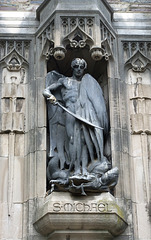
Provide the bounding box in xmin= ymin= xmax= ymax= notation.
xmin=43 ymin=58 xmax=118 ymax=195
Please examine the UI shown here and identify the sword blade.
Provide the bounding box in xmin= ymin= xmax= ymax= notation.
xmin=56 ymin=101 xmax=103 ymax=130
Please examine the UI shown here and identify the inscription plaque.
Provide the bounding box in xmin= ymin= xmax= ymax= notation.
xmin=52 ymin=201 xmax=112 ymax=213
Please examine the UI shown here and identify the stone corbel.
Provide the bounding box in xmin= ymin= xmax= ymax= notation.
xmin=52 ymin=46 xmax=66 ymax=61
xmin=90 ymin=46 xmax=105 ymax=61
xmin=90 ymin=38 xmax=112 ymax=61
xmin=42 ymin=39 xmax=66 ymax=61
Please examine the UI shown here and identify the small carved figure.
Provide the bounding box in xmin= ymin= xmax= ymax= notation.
xmin=43 ymin=58 xmax=118 ymax=194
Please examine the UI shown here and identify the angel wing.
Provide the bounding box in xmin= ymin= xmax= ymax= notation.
xmin=80 ymin=74 xmax=108 ymax=133
xmin=45 ymin=71 xmax=69 ymax=169
xmin=79 ymin=74 xmax=109 ymax=163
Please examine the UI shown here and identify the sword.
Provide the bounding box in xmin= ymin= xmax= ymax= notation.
xmin=47 ymin=97 xmax=103 ymax=130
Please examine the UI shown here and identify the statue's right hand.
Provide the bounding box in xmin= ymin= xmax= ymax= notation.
xmin=47 ymin=95 xmax=57 ymax=104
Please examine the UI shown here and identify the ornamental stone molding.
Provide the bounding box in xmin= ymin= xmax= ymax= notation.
xmin=125 ymin=50 xmax=151 ymax=73
xmin=123 ymin=41 xmax=151 ymax=64
xmin=0 ymin=40 xmax=30 ymax=62
xmin=37 ymin=0 xmax=115 ymax=61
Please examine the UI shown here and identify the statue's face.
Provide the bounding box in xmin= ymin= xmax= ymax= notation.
xmin=72 ymin=63 xmax=85 ymax=78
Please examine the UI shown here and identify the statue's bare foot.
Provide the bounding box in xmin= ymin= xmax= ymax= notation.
xmin=82 ymin=168 xmax=88 ymax=176
xmin=73 ymin=170 xmax=81 ymax=176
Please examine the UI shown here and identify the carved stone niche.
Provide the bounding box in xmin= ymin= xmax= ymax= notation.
xmin=0 ymin=48 xmax=28 ymax=133
xmin=34 ymin=1 xmax=128 ymax=239
xmin=33 ymin=192 xmax=127 ymax=240
xmin=124 ymin=47 xmax=151 ymax=135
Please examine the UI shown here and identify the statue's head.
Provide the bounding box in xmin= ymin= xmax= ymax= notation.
xmin=71 ymin=58 xmax=87 ymax=79
xmin=71 ymin=58 xmax=87 ymax=69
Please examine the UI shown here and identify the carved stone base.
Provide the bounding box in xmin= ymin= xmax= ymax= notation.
xmin=33 ymin=192 xmax=127 ymax=240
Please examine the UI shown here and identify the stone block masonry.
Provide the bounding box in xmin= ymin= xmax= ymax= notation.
xmin=0 ymin=0 xmax=151 ymax=12
xmin=107 ymin=0 xmax=151 ymax=12
xmin=0 ymin=0 xmax=44 ymax=11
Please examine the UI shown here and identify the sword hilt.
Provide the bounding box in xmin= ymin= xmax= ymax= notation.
xmin=47 ymin=96 xmax=58 ymax=105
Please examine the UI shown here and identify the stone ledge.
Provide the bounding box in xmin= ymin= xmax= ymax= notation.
xmin=33 ymin=192 xmax=128 ymax=240
xmin=48 ymin=230 xmax=113 ymax=240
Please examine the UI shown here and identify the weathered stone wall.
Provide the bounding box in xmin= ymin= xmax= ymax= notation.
xmin=0 ymin=11 xmax=46 ymax=240
xmin=0 ymin=0 xmax=151 ymax=11
xmin=0 ymin=1 xmax=151 ymax=240
xmin=108 ymin=0 xmax=151 ymax=12
xmin=0 ymin=0 xmax=43 ymax=10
